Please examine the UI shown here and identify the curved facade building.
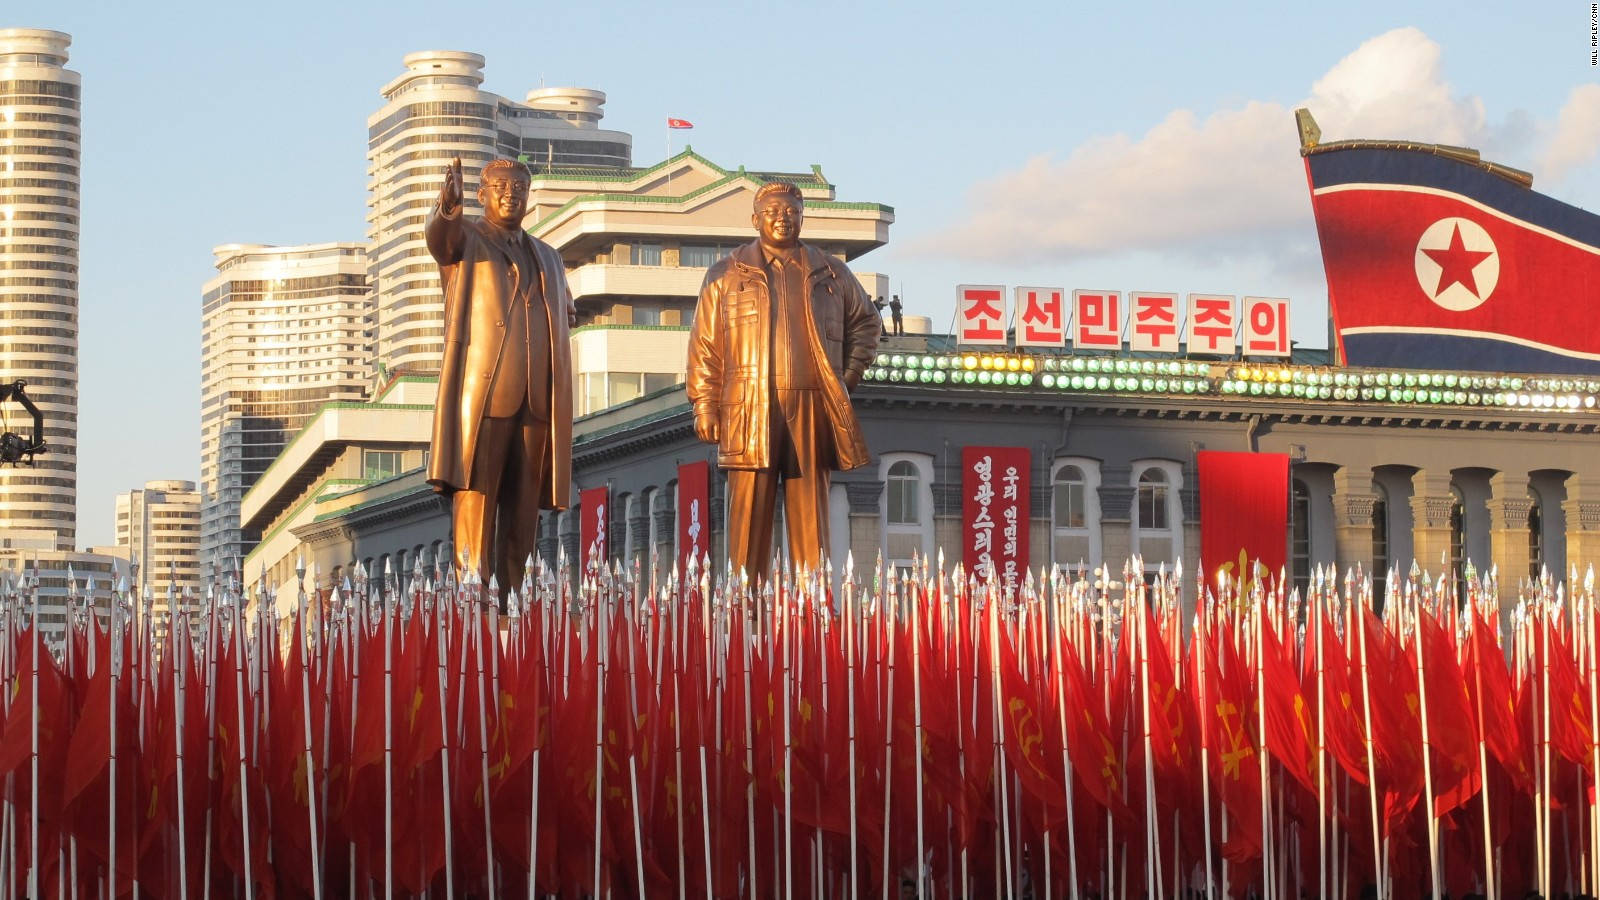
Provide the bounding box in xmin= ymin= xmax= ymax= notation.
xmin=366 ymin=50 xmax=631 ymax=375
xmin=200 ymin=242 xmax=369 ymax=572
xmin=0 ymin=29 xmax=80 ymax=552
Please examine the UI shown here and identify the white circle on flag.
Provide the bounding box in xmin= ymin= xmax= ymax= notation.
xmin=1413 ymin=216 xmax=1498 ymax=312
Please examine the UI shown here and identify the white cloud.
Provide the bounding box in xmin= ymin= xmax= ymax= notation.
xmin=915 ymin=27 xmax=1577 ymax=265
xmin=1541 ymin=83 xmax=1600 ymax=182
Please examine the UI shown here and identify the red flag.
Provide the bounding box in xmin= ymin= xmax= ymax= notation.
xmin=1198 ymin=450 xmax=1289 ymax=587
xmin=1464 ymin=608 xmax=1533 ymax=793
xmin=666 ymin=118 xmax=693 ymax=129
xmin=580 ymin=486 xmax=611 ymax=574
xmin=677 ymin=460 xmax=710 ymax=578
xmin=1258 ymin=613 xmax=1318 ymax=794
xmin=1415 ymin=607 xmax=1481 ymax=815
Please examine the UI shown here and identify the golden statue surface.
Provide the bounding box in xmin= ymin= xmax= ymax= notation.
xmin=425 ymin=157 xmax=574 ymax=589
xmin=686 ymin=182 xmax=882 ymax=579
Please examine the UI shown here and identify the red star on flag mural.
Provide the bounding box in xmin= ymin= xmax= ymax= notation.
xmin=1422 ymin=223 xmax=1495 ymax=299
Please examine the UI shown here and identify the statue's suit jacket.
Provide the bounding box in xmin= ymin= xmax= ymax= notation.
xmin=424 ymin=202 xmax=573 ymax=509
xmin=686 ymin=240 xmax=881 ymax=471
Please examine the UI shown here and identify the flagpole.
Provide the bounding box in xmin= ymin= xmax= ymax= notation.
xmin=25 ymin=574 xmax=37 ymax=900
xmin=231 ymin=593 xmax=256 ymax=900
xmin=1255 ymin=600 xmax=1274 ymax=900
xmin=1314 ymin=580 xmax=1329 ymax=900
xmin=844 ymin=563 xmax=859 ymax=898
xmin=1050 ymin=577 xmax=1081 ymax=900
xmin=910 ymin=572 xmax=926 ymax=900
xmin=592 ymin=585 xmax=607 ymax=899
xmin=1468 ymin=606 xmax=1496 ymax=900
xmin=1194 ymin=608 xmax=1215 ymax=900
xmin=1137 ymin=586 xmax=1162 ymax=900
xmin=987 ymin=595 xmax=1016 ymax=899
xmin=436 ymin=592 xmax=456 ymax=900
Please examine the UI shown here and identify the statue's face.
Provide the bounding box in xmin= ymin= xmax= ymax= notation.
xmin=478 ymin=171 xmax=530 ymax=228
xmin=752 ymin=194 xmax=802 ymax=249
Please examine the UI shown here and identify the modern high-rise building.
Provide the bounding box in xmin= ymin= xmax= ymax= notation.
xmin=366 ymin=50 xmax=632 ymax=375
xmin=0 ymin=28 xmax=80 ymax=552
xmin=199 ymin=242 xmax=369 ymax=573
xmin=115 ymin=479 xmax=201 ymax=610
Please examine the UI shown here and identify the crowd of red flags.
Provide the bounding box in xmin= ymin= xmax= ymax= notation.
xmin=5 ymin=554 xmax=1600 ymax=898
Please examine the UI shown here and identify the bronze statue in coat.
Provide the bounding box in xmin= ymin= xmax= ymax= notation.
xmin=686 ymin=181 xmax=881 ymax=580
xmin=425 ymin=156 xmax=574 ymax=591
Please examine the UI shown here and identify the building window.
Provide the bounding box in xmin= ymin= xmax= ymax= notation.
xmin=1137 ymin=468 xmax=1169 ymax=530
xmin=1371 ymin=486 xmax=1389 ymax=607
xmin=1291 ymin=479 xmax=1311 ymax=600
xmin=1450 ymin=485 xmax=1466 ymax=604
xmin=886 ymin=461 xmax=919 ymax=526
xmin=1053 ymin=466 xmax=1085 ymax=529
xmin=1528 ymin=497 xmax=1544 ymax=581
xmin=363 ymin=450 xmax=401 ymax=481
xmin=1131 ymin=460 xmax=1183 ymax=570
xmin=634 ymin=243 xmax=662 ymax=266
xmin=680 ymin=245 xmax=727 ymax=268
xmin=879 ymin=453 xmax=933 ymax=572
xmin=1051 ymin=458 xmax=1101 ymax=571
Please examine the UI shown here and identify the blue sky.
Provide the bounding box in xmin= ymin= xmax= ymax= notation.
xmin=29 ymin=0 xmax=1600 ymax=548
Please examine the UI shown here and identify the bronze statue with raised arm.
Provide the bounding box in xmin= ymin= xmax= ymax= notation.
xmin=686 ymin=181 xmax=882 ymax=580
xmin=425 ymin=156 xmax=575 ymax=591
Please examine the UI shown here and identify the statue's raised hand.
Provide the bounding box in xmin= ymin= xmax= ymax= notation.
xmin=439 ymin=156 xmax=463 ymax=215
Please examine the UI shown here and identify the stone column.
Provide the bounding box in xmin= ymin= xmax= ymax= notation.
xmin=627 ymin=507 xmax=650 ymax=576
xmin=1563 ymin=475 xmax=1600 ymax=575
xmin=1409 ymin=469 xmax=1455 ymax=581
xmin=1487 ymin=471 xmax=1533 ymax=610
xmin=1330 ymin=466 xmax=1378 ymax=575
xmin=653 ymin=502 xmax=676 ymax=573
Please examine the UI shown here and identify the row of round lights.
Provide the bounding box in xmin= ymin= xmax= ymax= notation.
xmin=860 ymin=353 xmax=1600 ymax=411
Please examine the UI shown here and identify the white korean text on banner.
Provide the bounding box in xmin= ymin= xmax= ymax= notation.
xmin=962 ymin=446 xmax=1031 ymax=587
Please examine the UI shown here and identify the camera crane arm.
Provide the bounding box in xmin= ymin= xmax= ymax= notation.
xmin=0 ymin=380 xmax=47 ymax=466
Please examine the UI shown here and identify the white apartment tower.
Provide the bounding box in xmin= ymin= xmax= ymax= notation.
xmin=366 ymin=51 xmax=631 ymax=375
xmin=0 ymin=29 xmax=79 ymax=551
xmin=115 ymin=479 xmax=201 ymax=608
xmin=200 ymin=242 xmax=369 ymax=572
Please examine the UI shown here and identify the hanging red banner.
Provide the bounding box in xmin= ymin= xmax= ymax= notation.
xmin=1197 ymin=450 xmax=1289 ymax=589
xmin=580 ymin=485 xmax=610 ymax=573
xmin=962 ymin=446 xmax=1030 ymax=586
xmin=677 ymin=460 xmax=710 ymax=577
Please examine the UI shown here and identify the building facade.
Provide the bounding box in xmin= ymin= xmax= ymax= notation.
xmin=200 ymin=242 xmax=369 ymax=572
xmin=524 ymin=149 xmax=894 ymax=416
xmin=562 ymin=345 xmax=1600 ymax=615
xmin=0 ymin=28 xmax=80 ymax=551
xmin=115 ymin=479 xmax=202 ymax=612
xmin=366 ymin=50 xmax=632 ymax=375
xmin=0 ymin=548 xmax=124 ymax=646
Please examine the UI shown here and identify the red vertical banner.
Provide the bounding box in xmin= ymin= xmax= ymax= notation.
xmin=1197 ymin=450 xmax=1289 ymax=588
xmin=962 ymin=446 xmax=1030 ymax=586
xmin=580 ymin=485 xmax=610 ymax=573
xmin=676 ymin=460 xmax=710 ymax=576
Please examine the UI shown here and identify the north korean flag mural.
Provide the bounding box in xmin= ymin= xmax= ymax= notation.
xmin=1306 ymin=144 xmax=1600 ymax=374
xmin=1198 ymin=450 xmax=1288 ymax=589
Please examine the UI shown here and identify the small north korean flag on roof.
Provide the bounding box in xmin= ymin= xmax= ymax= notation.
xmin=667 ymin=118 xmax=694 ymax=129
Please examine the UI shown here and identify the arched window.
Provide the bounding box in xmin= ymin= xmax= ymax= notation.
xmin=1528 ymin=496 xmax=1544 ymax=581
xmin=1051 ymin=459 xmax=1102 ymax=570
xmin=1137 ymin=468 xmax=1169 ymax=530
xmin=1449 ymin=485 xmax=1466 ymax=604
xmin=1131 ymin=460 xmax=1183 ymax=571
xmin=887 ymin=461 xmax=920 ymax=527
xmin=1053 ymin=466 xmax=1086 ymax=530
xmin=879 ymin=454 xmax=934 ymax=577
xmin=1291 ymin=479 xmax=1311 ymax=599
xmin=1371 ymin=485 xmax=1389 ymax=606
